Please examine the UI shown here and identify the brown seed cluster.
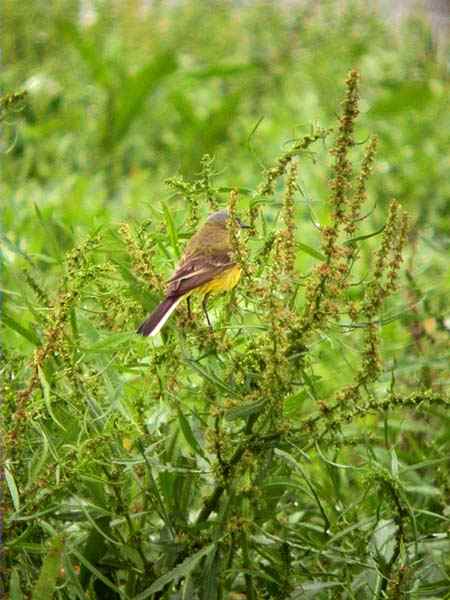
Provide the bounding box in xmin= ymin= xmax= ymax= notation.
xmin=119 ymin=222 xmax=161 ymax=289
xmin=278 ymin=160 xmax=298 ymax=293
xmin=345 ymin=136 xmax=378 ymax=238
xmin=364 ymin=200 xmax=409 ymax=318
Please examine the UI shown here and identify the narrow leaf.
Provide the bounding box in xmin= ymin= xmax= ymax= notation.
xmin=31 ymin=535 xmax=64 ymax=600
xmin=217 ymin=186 xmax=253 ymax=195
xmin=38 ymin=367 xmax=67 ymax=430
xmin=72 ymin=547 xmax=121 ymax=594
xmin=84 ymin=332 xmax=135 ymax=353
xmin=185 ymin=360 xmax=234 ymax=394
xmin=225 ymin=398 xmax=267 ymax=420
xmin=290 ymin=581 xmax=343 ymax=598
xmin=5 ymin=463 xmax=20 ymax=511
xmin=0 ymin=233 xmax=34 ymax=264
xmin=1 ymin=311 xmax=41 ymax=346
xmin=344 ymin=224 xmax=385 ymax=246
xmin=10 ymin=568 xmax=24 ymax=600
xmin=27 ymin=426 xmax=49 ymax=489
xmin=162 ymin=203 xmax=180 ymax=257
xmin=132 ymin=544 xmax=215 ymax=599
xmin=297 ymin=242 xmax=325 ymax=261
xmin=78 ymin=516 xmax=110 ymax=590
xmin=275 ymin=449 xmax=330 ymax=532
xmin=177 ymin=408 xmax=208 ymax=461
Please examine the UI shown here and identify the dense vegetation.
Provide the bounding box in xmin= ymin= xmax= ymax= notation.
xmin=1 ymin=2 xmax=449 ymax=598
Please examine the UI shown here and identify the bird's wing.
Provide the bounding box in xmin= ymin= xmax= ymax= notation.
xmin=166 ymin=252 xmax=235 ymax=297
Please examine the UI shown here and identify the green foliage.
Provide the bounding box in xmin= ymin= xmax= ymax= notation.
xmin=1 ymin=2 xmax=449 ymax=599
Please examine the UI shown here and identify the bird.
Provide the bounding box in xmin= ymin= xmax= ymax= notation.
xmin=137 ymin=210 xmax=249 ymax=337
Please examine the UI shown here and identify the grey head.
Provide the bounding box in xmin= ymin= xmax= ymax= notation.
xmin=207 ymin=210 xmax=250 ymax=228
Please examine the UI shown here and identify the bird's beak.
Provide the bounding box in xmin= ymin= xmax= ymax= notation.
xmin=239 ymin=221 xmax=251 ymax=229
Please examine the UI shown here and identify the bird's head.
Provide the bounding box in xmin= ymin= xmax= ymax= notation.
xmin=207 ymin=210 xmax=250 ymax=229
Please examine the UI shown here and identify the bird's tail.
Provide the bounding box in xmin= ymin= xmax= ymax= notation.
xmin=137 ymin=296 xmax=182 ymax=337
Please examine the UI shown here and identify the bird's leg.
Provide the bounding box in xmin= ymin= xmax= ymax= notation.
xmin=186 ymin=296 xmax=192 ymax=320
xmin=202 ymin=293 xmax=212 ymax=331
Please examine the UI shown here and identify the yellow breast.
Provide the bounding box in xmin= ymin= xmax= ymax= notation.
xmin=196 ymin=265 xmax=242 ymax=296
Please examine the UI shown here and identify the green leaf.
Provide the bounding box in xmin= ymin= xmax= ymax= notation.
xmin=217 ymin=186 xmax=253 ymax=195
xmin=275 ymin=449 xmax=330 ymax=532
xmin=290 ymin=581 xmax=343 ymax=598
xmin=83 ymin=332 xmax=135 ymax=353
xmin=75 ymin=502 xmax=119 ymax=547
xmin=121 ymin=544 xmax=145 ymax=570
xmin=284 ymin=389 xmax=308 ymax=416
xmin=343 ymin=224 xmax=385 ymax=246
xmin=404 ymin=484 xmax=442 ymax=497
xmin=181 ymin=575 xmax=195 ymax=600
xmin=200 ymin=546 xmax=219 ymax=600
xmin=62 ymin=555 xmax=86 ymax=598
xmin=390 ymin=448 xmax=399 ymax=478
xmin=78 ymin=516 xmax=111 ymax=590
xmin=5 ymin=463 xmax=20 ymax=511
xmin=33 ymin=204 xmax=67 ymax=260
xmin=177 ymin=408 xmax=208 ymax=461
xmin=72 ymin=546 xmax=121 ymax=594
xmin=31 ymin=534 xmax=64 ymax=600
xmin=132 ymin=544 xmax=215 ymax=599
xmin=26 ymin=426 xmax=49 ymax=490
xmin=370 ymin=518 xmax=397 ymax=564
xmin=185 ymin=360 xmax=234 ymax=394
xmin=225 ymin=398 xmax=267 ymax=420
xmin=28 ymin=253 xmax=59 ymax=264
xmin=162 ymin=202 xmax=181 ymax=258
xmin=38 ymin=367 xmax=67 ymax=431
xmin=10 ymin=568 xmax=24 ymax=600
xmin=0 ymin=233 xmax=34 ymax=265
xmin=1 ymin=311 xmax=41 ymax=346
xmin=300 ymin=369 xmax=319 ymax=401
xmin=297 ymin=242 xmax=325 ymax=261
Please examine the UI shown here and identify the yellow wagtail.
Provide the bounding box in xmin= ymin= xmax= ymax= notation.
xmin=137 ymin=210 xmax=249 ymax=336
